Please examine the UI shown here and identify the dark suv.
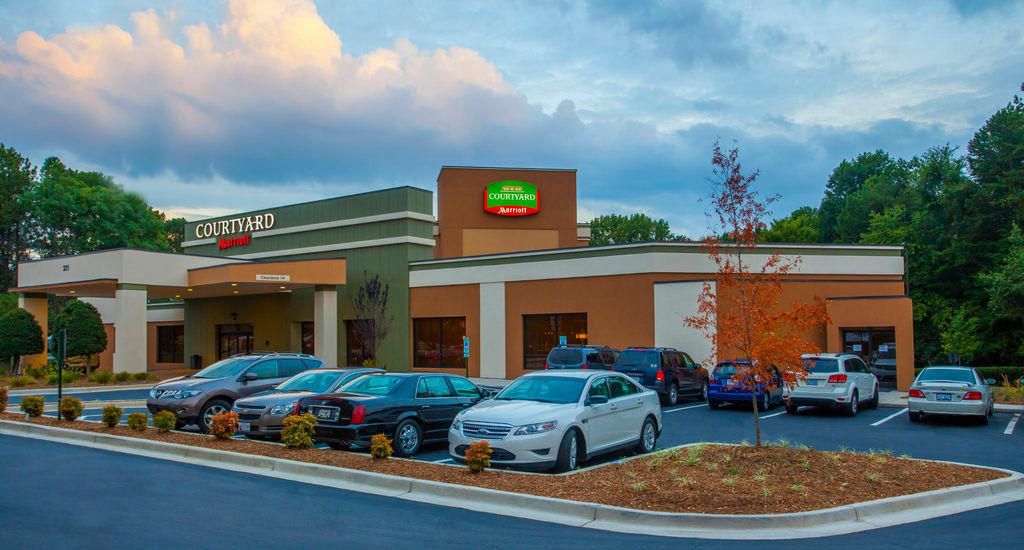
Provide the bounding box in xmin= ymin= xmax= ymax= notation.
xmin=146 ymin=352 xmax=325 ymax=432
xmin=544 ymin=345 xmax=618 ymax=370
xmin=612 ymin=347 xmax=709 ymax=406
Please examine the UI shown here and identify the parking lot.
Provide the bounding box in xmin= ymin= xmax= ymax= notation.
xmin=18 ymin=389 xmax=1024 ymax=475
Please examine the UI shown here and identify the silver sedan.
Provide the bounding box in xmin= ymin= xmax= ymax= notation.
xmin=908 ymin=366 xmax=995 ymax=424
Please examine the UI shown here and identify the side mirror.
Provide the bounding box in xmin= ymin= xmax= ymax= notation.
xmin=243 ymin=373 xmax=258 ymax=382
xmin=588 ymin=395 xmax=608 ymax=405
xmin=985 ymin=378 xmax=996 ymax=385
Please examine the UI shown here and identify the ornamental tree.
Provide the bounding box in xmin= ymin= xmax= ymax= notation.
xmin=686 ymin=141 xmax=829 ymax=446
xmin=0 ymin=307 xmax=44 ymax=376
xmin=350 ymin=272 xmax=392 ymax=368
xmin=51 ymin=299 xmax=107 ymax=372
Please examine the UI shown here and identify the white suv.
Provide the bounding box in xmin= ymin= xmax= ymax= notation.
xmin=784 ymin=353 xmax=879 ymax=416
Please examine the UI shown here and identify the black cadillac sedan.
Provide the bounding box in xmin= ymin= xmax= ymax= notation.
xmin=296 ymin=372 xmax=489 ymax=456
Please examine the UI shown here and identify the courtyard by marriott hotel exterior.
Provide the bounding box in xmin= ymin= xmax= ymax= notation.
xmin=14 ymin=166 xmax=917 ymax=389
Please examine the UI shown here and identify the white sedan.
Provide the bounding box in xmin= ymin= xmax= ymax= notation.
xmin=448 ymin=370 xmax=662 ymax=472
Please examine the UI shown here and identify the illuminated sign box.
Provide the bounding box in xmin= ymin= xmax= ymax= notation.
xmin=484 ymin=181 xmax=539 ymax=216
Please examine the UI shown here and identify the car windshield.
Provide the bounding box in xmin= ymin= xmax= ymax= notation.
xmin=192 ymin=357 xmax=257 ymax=379
xmin=275 ymin=371 xmax=344 ymax=393
xmin=341 ymin=374 xmax=405 ymax=396
xmin=615 ymin=350 xmax=659 ymax=368
xmin=805 ymin=359 xmax=839 ymax=373
xmin=917 ymin=368 xmax=976 ymax=384
xmin=547 ymin=349 xmax=583 ymax=364
xmin=495 ymin=376 xmax=586 ymax=404
xmin=713 ymin=363 xmax=750 ymax=379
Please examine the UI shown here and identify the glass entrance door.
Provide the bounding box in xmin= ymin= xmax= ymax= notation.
xmin=218 ymin=323 xmax=254 ymax=360
xmin=842 ymin=327 xmax=897 ymax=388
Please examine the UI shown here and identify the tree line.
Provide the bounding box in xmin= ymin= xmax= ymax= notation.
xmin=0 ymin=144 xmax=186 ymax=292
xmin=591 ymin=84 xmax=1024 ymax=367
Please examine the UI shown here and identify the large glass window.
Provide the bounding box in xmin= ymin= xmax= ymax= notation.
xmin=156 ymin=325 xmax=184 ymax=363
xmin=523 ymin=313 xmax=587 ymax=370
xmin=413 ymin=317 xmax=466 ymax=369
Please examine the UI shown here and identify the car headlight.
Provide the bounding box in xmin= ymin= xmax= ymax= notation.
xmin=513 ymin=421 xmax=557 ymax=436
xmin=269 ymin=401 xmax=297 ymax=415
xmin=451 ymin=418 xmax=462 ymax=431
xmin=156 ymin=389 xmax=203 ymax=399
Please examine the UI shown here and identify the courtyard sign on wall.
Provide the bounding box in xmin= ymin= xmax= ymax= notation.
xmin=195 ymin=213 xmax=276 ymax=239
xmin=484 ymin=181 xmax=539 ymax=216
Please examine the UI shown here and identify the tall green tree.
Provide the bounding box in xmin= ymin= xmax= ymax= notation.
xmin=0 ymin=144 xmax=36 ymax=291
xmin=51 ymin=300 xmax=107 ymax=372
xmin=968 ymin=83 xmax=1024 ymax=230
xmin=165 ymin=217 xmax=187 ymax=253
xmin=758 ymin=206 xmax=820 ymax=243
xmin=0 ymin=307 xmax=44 ymax=376
xmin=589 ymin=213 xmax=675 ymax=245
xmin=819 ymin=150 xmax=901 ymax=242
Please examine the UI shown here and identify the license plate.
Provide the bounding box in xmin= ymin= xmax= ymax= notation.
xmin=805 ymin=379 xmax=818 ymax=386
xmin=239 ymin=422 xmax=251 ymax=432
xmin=936 ymin=393 xmax=951 ymax=401
xmin=313 ymin=407 xmax=337 ymax=420
xmin=727 ymin=379 xmax=737 ymax=386
xmin=629 ymin=374 xmax=644 ymax=382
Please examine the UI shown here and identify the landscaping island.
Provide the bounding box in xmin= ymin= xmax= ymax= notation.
xmin=0 ymin=412 xmax=1006 ymax=515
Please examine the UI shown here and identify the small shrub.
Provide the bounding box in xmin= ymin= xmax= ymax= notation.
xmin=631 ymin=481 xmax=646 ymax=491
xmin=26 ymin=367 xmax=44 ymax=379
xmin=761 ymin=487 xmax=771 ymax=497
xmin=19 ymin=396 xmax=45 ymax=417
xmin=790 ymin=483 xmax=805 ymax=492
xmin=209 ymin=411 xmax=239 ymax=440
xmin=0 ymin=386 xmax=6 ymax=412
xmin=127 ymin=413 xmax=148 ymax=431
xmin=705 ymin=462 xmax=718 ymax=471
xmin=464 ymin=440 xmax=492 ymax=473
xmin=10 ymin=376 xmax=35 ymax=388
xmin=89 ymin=372 xmax=113 ymax=384
xmin=46 ymin=372 xmax=77 ymax=385
xmin=722 ymin=476 xmax=737 ymax=487
xmin=801 ymin=460 xmax=811 ymax=471
xmin=753 ymin=469 xmax=767 ymax=482
xmin=101 ymin=404 xmax=123 ymax=427
xmin=721 ymin=454 xmax=732 ymax=463
xmin=152 ymin=410 xmax=177 ymax=433
xmin=370 ymin=433 xmax=393 ymax=459
xmin=281 ymin=413 xmax=317 ymax=449
xmin=132 ymin=372 xmax=151 ymax=381
xmin=114 ymin=371 xmax=131 ymax=382
xmin=866 ymin=472 xmax=881 ymax=483
xmin=677 ymin=475 xmax=694 ymax=487
xmin=726 ymin=466 xmax=739 ymax=475
xmin=59 ymin=396 xmax=84 ymax=421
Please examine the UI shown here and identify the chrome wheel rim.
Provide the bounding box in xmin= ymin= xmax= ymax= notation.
xmin=203 ymin=404 xmax=228 ymax=426
xmin=642 ymin=422 xmax=656 ymax=451
xmin=399 ymin=424 xmax=419 ymax=453
xmin=762 ymin=393 xmax=769 ymax=410
xmin=701 ymin=383 xmax=708 ymax=400
xmin=568 ymin=433 xmax=578 ymax=469
xmin=851 ymin=395 xmax=858 ymax=414
xmin=669 ymin=385 xmax=677 ymax=404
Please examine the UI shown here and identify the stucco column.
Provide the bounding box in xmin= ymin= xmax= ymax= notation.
xmin=114 ymin=284 xmax=148 ymax=374
xmin=18 ymin=292 xmax=48 ymax=369
xmin=314 ymin=285 xmax=338 ymax=368
xmin=479 ymin=282 xmax=506 ymax=379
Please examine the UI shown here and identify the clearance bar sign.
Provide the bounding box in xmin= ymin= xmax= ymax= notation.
xmin=484 ymin=181 xmax=540 ymax=216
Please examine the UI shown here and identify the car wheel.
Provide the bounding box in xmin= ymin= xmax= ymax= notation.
xmin=708 ymin=399 xmax=720 ymax=409
xmin=198 ymin=399 xmax=231 ymax=433
xmin=554 ymin=429 xmax=581 ymax=473
xmin=864 ymin=385 xmax=879 ymax=409
xmin=175 ymin=420 xmax=187 ymax=430
xmin=699 ymin=380 xmax=709 ymax=401
xmin=909 ymin=411 xmax=922 ymax=422
xmin=662 ymin=383 xmax=679 ymax=407
xmin=987 ymin=400 xmax=994 ymax=418
xmin=634 ymin=417 xmax=658 ymax=454
xmin=393 ymin=419 xmax=423 ymax=457
xmin=757 ymin=392 xmax=770 ymax=412
xmin=845 ymin=390 xmax=859 ymax=417
xmin=785 ymin=401 xmax=798 ymax=414
xmin=326 ymin=440 xmax=352 ymax=450
xmin=978 ymin=414 xmax=989 ymax=426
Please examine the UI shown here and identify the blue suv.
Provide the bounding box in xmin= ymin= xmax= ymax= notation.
xmin=707 ymin=360 xmax=783 ymax=411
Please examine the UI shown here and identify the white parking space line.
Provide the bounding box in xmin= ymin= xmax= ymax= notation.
xmin=759 ymin=411 xmax=786 ymax=419
xmin=1006 ymin=414 xmax=1021 ymax=435
xmin=433 ymin=458 xmax=455 ymax=464
xmin=663 ymin=403 xmax=709 ymax=413
xmin=871 ymin=408 xmax=908 ymax=426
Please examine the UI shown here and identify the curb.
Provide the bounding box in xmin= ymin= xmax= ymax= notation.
xmin=6 ymin=384 xmax=155 ymax=397
xmin=0 ymin=419 xmax=1021 ymax=540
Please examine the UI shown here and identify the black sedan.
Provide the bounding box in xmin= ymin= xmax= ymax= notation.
xmin=297 ymin=373 xmax=489 ymax=456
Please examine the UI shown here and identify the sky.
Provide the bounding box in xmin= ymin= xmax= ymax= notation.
xmin=0 ymin=0 xmax=1021 ymax=237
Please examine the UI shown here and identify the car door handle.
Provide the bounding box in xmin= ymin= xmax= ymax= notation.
xmin=422 ymin=405 xmax=432 ymax=409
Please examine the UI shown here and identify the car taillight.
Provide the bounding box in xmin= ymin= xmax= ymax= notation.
xmin=544 ymin=363 xmax=549 ymax=370
xmin=908 ymin=389 xmax=925 ymax=398
xmin=962 ymin=391 xmax=982 ymax=400
xmin=292 ymin=401 xmax=301 ymax=416
xmin=827 ymin=374 xmax=847 ymax=384
xmin=350 ymin=404 xmax=365 ymax=425
xmin=581 ymin=365 xmax=588 ymax=369
xmin=656 ymin=371 xmax=665 ymax=381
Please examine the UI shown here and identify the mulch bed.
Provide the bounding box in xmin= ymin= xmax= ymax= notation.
xmin=0 ymin=412 xmax=1006 ymax=514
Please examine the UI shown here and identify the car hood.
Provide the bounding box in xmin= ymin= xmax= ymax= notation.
xmin=153 ymin=376 xmax=215 ymax=390
xmin=236 ymin=391 xmax=315 ymax=408
xmin=460 ymin=399 xmax=578 ymax=424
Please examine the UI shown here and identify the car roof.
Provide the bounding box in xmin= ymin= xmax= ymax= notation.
xmin=920 ymin=365 xmax=974 ymax=370
xmin=522 ymin=370 xmax=615 ymax=380
xmin=801 ymin=353 xmax=857 ymax=359
xmin=315 ymin=368 xmax=384 ymax=373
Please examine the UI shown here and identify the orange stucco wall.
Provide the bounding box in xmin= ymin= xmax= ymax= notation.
xmin=827 ymin=296 xmax=915 ymax=390
xmin=435 ymin=167 xmax=580 ymax=259
xmin=409 ymin=284 xmax=480 ymax=377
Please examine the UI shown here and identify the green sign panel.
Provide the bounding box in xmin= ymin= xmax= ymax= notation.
xmin=484 ymin=180 xmax=540 ymax=216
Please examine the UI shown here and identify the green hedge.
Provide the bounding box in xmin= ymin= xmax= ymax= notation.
xmin=914 ymin=366 xmax=1024 ymax=381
